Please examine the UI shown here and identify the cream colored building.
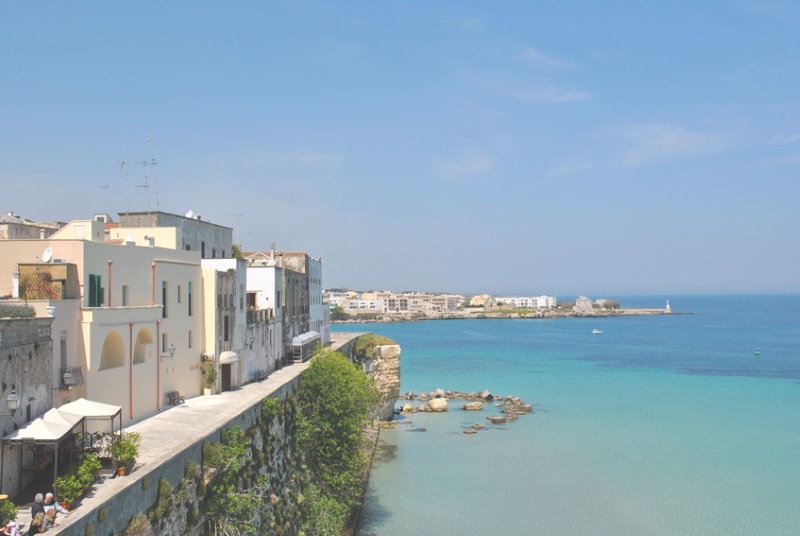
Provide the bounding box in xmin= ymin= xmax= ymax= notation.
xmin=0 ymin=218 xmax=205 ymax=423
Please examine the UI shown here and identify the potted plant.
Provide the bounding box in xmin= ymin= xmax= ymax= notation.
xmin=202 ymin=361 xmax=217 ymax=395
xmin=109 ymin=431 xmax=141 ymax=476
xmin=54 ymin=473 xmax=83 ymax=508
xmin=76 ymin=453 xmax=102 ymax=491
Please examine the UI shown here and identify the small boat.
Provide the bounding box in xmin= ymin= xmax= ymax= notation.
xmin=754 ymin=348 xmax=761 ymax=356
xmin=592 ymin=329 xmax=603 ymax=334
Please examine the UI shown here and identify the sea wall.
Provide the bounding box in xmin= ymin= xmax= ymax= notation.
xmin=52 ymin=332 xmax=398 ymax=536
xmin=56 ymin=381 xmax=305 ymax=536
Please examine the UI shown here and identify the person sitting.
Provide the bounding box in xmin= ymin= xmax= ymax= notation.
xmin=27 ymin=513 xmax=46 ymax=534
xmin=2 ymin=521 xmax=21 ymax=536
xmin=42 ymin=492 xmax=70 ymax=529
xmin=29 ymin=493 xmax=45 ymax=519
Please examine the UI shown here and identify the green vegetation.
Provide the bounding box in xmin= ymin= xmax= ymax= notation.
xmin=110 ymin=432 xmax=141 ymax=471
xmin=297 ymin=348 xmax=380 ymax=511
xmin=231 ymin=243 xmax=244 ymax=259
xmin=353 ymin=333 xmax=396 ymax=359
xmin=55 ymin=453 xmax=102 ymax=503
xmin=204 ymin=426 xmax=268 ymax=534
xmin=0 ymin=303 xmax=35 ymax=318
xmin=330 ymin=305 xmax=347 ymax=321
xmin=201 ymin=362 xmax=217 ymax=390
xmin=0 ymin=497 xmax=17 ymax=526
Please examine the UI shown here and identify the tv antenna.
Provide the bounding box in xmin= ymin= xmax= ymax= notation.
xmin=135 ymin=133 xmax=158 ymax=215
xmin=226 ymin=213 xmax=244 ymax=244
xmin=120 ymin=154 xmax=130 ymax=212
xmin=98 ymin=184 xmax=111 ymax=216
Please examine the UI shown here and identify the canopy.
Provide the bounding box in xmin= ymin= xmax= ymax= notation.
xmin=58 ymin=398 xmax=122 ymax=421
xmin=291 ymin=331 xmax=320 ymax=347
xmin=3 ymin=418 xmax=75 ymax=444
xmin=220 ymin=351 xmax=239 ymax=364
xmin=42 ymin=408 xmax=84 ymax=429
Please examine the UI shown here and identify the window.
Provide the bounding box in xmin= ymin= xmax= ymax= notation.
xmin=240 ymin=285 xmax=244 ymax=310
xmin=201 ymin=241 xmax=206 ymax=258
xmin=60 ymin=336 xmax=67 ymax=372
xmin=122 ymin=285 xmax=129 ymax=306
xmin=188 ymin=282 xmax=193 ymax=316
xmin=162 ymin=281 xmax=168 ymax=318
xmin=162 ymin=333 xmax=167 ymax=353
xmin=188 ymin=330 xmax=193 ymax=349
xmin=177 ymin=285 xmax=182 ymax=304
xmin=218 ymin=293 xmax=222 ymax=307
xmin=212 ymin=248 xmax=216 ymax=258
xmin=223 ymin=315 xmax=229 ymax=341
xmin=88 ymin=274 xmax=102 ymax=307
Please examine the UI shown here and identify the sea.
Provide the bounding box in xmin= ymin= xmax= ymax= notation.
xmin=333 ymin=295 xmax=800 ymax=536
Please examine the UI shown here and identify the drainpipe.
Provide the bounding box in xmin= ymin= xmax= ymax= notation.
xmin=151 ymin=263 xmax=156 ymax=305
xmin=156 ymin=320 xmax=161 ymax=412
xmin=107 ymin=260 xmax=113 ymax=307
xmin=129 ymin=323 xmax=134 ymax=420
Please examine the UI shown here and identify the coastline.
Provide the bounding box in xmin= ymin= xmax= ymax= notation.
xmin=333 ymin=307 xmax=685 ymax=324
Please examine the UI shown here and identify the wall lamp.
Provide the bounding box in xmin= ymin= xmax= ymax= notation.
xmin=52 ymin=371 xmax=77 ymax=392
xmin=1 ymin=390 xmax=20 ymax=417
xmin=161 ymin=344 xmax=176 ymax=362
xmin=249 ymin=337 xmax=255 ymax=349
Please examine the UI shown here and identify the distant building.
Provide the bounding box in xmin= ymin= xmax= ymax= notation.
xmin=493 ymin=295 xmax=557 ymax=309
xmin=573 ymin=296 xmax=593 ymax=313
xmin=0 ymin=211 xmax=61 ymax=240
xmin=117 ymin=210 xmax=233 ymax=258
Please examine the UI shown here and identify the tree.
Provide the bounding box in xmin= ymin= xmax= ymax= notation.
xmin=330 ymin=305 xmax=347 ymax=321
xmin=297 ymin=349 xmax=379 ymax=506
xmin=231 ymin=244 xmax=244 ymax=259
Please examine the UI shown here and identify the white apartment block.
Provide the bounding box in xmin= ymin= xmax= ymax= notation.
xmin=494 ymin=295 xmax=557 ymax=309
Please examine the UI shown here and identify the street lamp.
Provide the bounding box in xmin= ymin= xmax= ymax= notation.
xmin=1 ymin=390 xmax=20 ymax=416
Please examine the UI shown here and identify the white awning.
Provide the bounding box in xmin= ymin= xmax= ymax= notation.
xmin=220 ymin=351 xmax=239 ymax=364
xmin=42 ymin=408 xmax=84 ymax=428
xmin=3 ymin=418 xmax=74 ymax=443
xmin=292 ymin=331 xmax=320 ymax=347
xmin=58 ymin=398 xmax=122 ymax=419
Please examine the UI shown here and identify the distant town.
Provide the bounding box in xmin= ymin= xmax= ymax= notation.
xmin=324 ymin=289 xmax=672 ymax=322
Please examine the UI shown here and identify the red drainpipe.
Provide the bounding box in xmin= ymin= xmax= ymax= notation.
xmin=129 ymin=323 xmax=134 ymax=420
xmin=156 ymin=320 xmax=161 ymax=411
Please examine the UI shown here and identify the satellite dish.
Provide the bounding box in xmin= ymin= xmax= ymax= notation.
xmin=42 ymin=246 xmax=53 ymax=263
xmin=185 ymin=210 xmax=194 ymax=218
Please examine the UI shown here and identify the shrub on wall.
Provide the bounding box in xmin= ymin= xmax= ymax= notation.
xmin=352 ymin=333 xmax=396 ymax=359
xmin=0 ymin=304 xmax=35 ymax=318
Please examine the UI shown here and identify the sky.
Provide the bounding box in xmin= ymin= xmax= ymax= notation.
xmin=1 ymin=1 xmax=798 ymax=297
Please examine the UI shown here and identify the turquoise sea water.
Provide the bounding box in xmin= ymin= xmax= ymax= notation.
xmin=335 ymin=295 xmax=800 ymax=536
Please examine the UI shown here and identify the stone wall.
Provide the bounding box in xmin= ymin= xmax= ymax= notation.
xmin=0 ymin=317 xmax=54 ymax=497
xmin=57 ymin=381 xmax=306 ymax=536
xmin=49 ymin=333 xmax=400 ymax=535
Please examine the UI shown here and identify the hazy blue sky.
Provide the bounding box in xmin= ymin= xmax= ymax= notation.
xmin=1 ymin=1 xmax=798 ymax=296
